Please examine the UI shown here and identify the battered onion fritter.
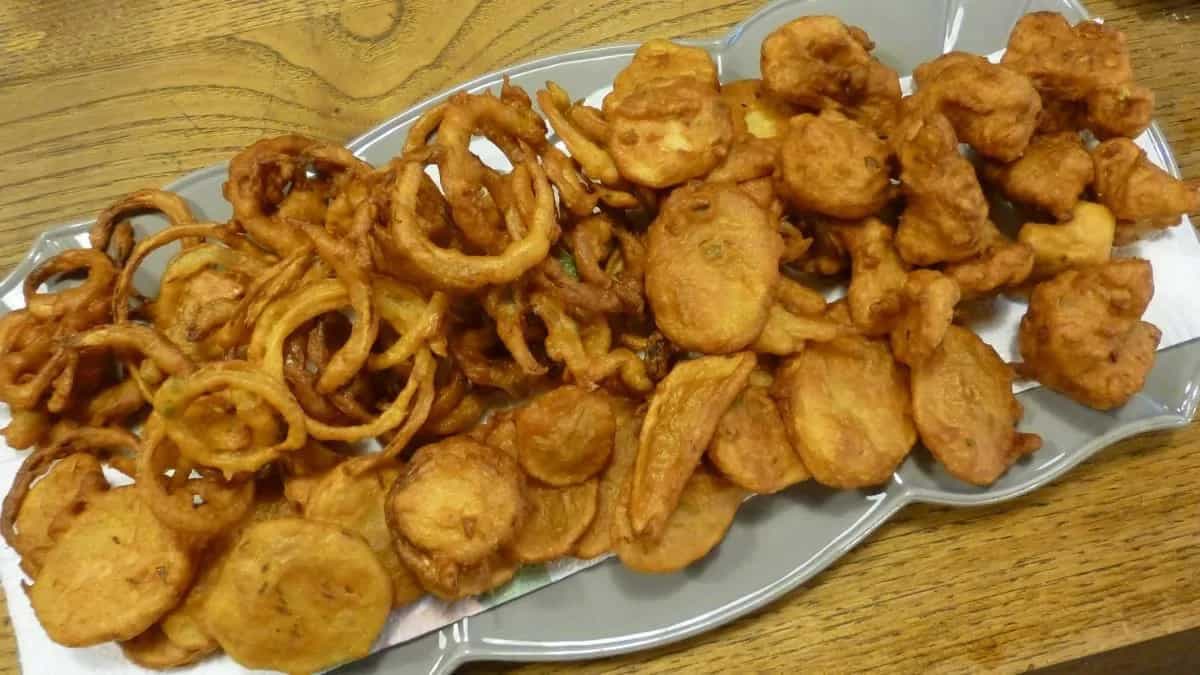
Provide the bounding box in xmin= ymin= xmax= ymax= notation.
xmin=646 ymin=182 xmax=783 ymax=353
xmin=912 ymin=325 xmax=1043 ymax=486
xmin=981 ymin=132 xmax=1095 ymax=220
xmin=1018 ymin=258 xmax=1161 ymax=410
xmin=778 ymin=110 xmax=893 ymax=219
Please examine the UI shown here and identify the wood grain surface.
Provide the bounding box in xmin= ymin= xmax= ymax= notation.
xmin=1 ymin=1 xmax=1199 ymax=673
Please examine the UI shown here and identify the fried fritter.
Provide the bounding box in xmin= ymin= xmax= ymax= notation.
xmin=120 ymin=623 xmax=208 ymax=670
xmin=890 ymin=270 xmax=961 ymax=368
xmin=708 ymin=382 xmax=809 ymax=494
xmin=515 ymin=385 xmax=615 ymax=486
xmin=912 ymin=52 xmax=1042 ymax=162
xmin=912 ymin=325 xmax=1043 ymax=486
xmin=1018 ymin=259 xmax=1161 ymax=410
xmin=507 ymin=479 xmax=599 ymax=563
xmin=942 ymin=220 xmax=1035 ymax=299
xmin=614 ymin=466 xmax=747 ymax=574
xmin=608 ymin=76 xmax=733 ymax=188
xmin=773 ymin=335 xmax=915 ymax=488
xmin=604 ymin=39 xmax=719 ymax=116
xmin=893 ymin=110 xmax=989 ymax=265
xmin=1084 ymin=83 xmax=1154 ymax=140
xmin=1092 ymin=138 xmax=1199 ymax=244
xmin=719 ymin=79 xmax=799 ymax=140
xmin=206 ymin=518 xmax=392 ymax=674
xmin=29 ymin=488 xmax=193 ymax=647
xmin=574 ymin=399 xmax=641 ymax=559
xmin=305 ymin=456 xmax=425 ymax=608
xmin=1019 ymin=201 xmax=1116 ymax=279
xmin=778 ymin=110 xmax=892 ymax=219
xmin=10 ymin=453 xmax=107 ymax=576
xmin=1003 ymin=13 xmax=1133 ymax=101
xmin=646 ymin=182 xmax=783 ymax=353
xmin=631 ymin=352 xmax=755 ymax=540
xmin=761 ymin=16 xmax=872 ymax=110
xmin=840 ymin=218 xmax=908 ymax=336
xmin=981 ymin=132 xmax=1095 ymax=220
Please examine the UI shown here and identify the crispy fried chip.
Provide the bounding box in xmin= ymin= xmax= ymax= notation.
xmin=515 ymin=386 xmax=615 ymax=486
xmin=205 ymin=518 xmax=391 ymax=673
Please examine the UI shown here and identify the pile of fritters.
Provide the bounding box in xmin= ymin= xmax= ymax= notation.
xmin=0 ymin=11 xmax=1193 ymax=674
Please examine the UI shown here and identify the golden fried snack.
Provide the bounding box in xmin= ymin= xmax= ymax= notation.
xmin=646 ymin=182 xmax=782 ymax=353
xmin=893 ymin=110 xmax=989 ymax=265
xmin=981 ymin=132 xmax=1094 ymax=220
xmin=574 ymin=399 xmax=641 ymax=559
xmin=1092 ymin=138 xmax=1199 ymax=243
xmin=120 ymin=623 xmax=208 ymax=670
xmin=1018 ymin=259 xmax=1161 ymax=410
xmin=774 ymin=335 xmax=915 ymax=488
xmin=630 ymin=352 xmax=755 ymax=540
xmin=751 ymin=301 xmax=849 ymax=356
xmin=7 ymin=453 xmax=107 ymax=575
xmin=386 ymin=438 xmax=524 ymax=600
xmin=306 ymin=456 xmax=425 ymax=608
xmin=205 ymin=518 xmax=392 ymax=673
xmin=608 ymin=76 xmax=734 ymax=188
xmin=911 ymin=52 xmax=1042 ymax=162
xmin=911 ymin=326 xmax=1042 ymax=486
xmin=29 ymin=488 xmax=193 ymax=647
xmin=778 ymin=110 xmax=892 ymax=219
xmin=708 ymin=382 xmax=809 ymax=494
xmin=604 ymin=39 xmax=719 ymax=116
xmin=1019 ymin=201 xmax=1116 ymax=279
xmin=719 ymin=79 xmax=798 ymax=139
xmin=761 ymin=16 xmax=872 ymax=110
xmin=614 ymin=466 xmax=747 ymax=574
xmin=846 ymin=57 xmax=903 ymax=139
xmin=507 ymin=479 xmax=599 ymax=563
xmin=515 ymin=385 xmax=615 ymax=486
xmin=942 ymin=221 xmax=1035 ymax=299
xmin=890 ymin=270 xmax=961 ymax=368
xmin=840 ymin=218 xmax=908 ymax=336
xmin=1083 ymin=83 xmax=1154 ymax=140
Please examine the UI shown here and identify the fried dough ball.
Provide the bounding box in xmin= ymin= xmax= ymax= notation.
xmin=708 ymin=382 xmax=809 ymax=494
xmin=1092 ymin=138 xmax=1199 ymax=244
xmin=604 ymin=39 xmax=719 ymax=115
xmin=574 ymin=399 xmax=641 ymax=559
xmin=29 ymin=488 xmax=194 ymax=647
xmin=893 ymin=110 xmax=989 ymax=265
xmin=206 ymin=518 xmax=391 ymax=674
xmin=840 ymin=218 xmax=908 ymax=336
xmin=778 ymin=110 xmax=892 ymax=219
xmin=386 ymin=438 xmax=524 ymax=599
xmin=507 ymin=479 xmax=599 ymax=563
xmin=608 ymin=76 xmax=734 ymax=188
xmin=1018 ymin=259 xmax=1161 ymax=410
xmin=305 ymin=456 xmax=425 ymax=608
xmin=912 ymin=326 xmax=1043 ymax=486
xmin=911 ymin=52 xmax=1042 ymax=162
xmin=646 ymin=182 xmax=783 ymax=353
xmin=1019 ymin=201 xmax=1116 ymax=279
xmin=631 ymin=352 xmax=755 ymax=540
xmin=614 ymin=466 xmax=747 ymax=574
xmin=719 ymin=79 xmax=799 ymax=139
xmin=515 ymin=386 xmax=615 ymax=486
xmin=942 ymin=220 xmax=1035 ymax=299
xmin=10 ymin=453 xmax=108 ymax=575
xmin=981 ymin=132 xmax=1095 ymax=220
xmin=773 ymin=335 xmax=915 ymax=488
xmin=761 ymin=16 xmax=872 ymax=110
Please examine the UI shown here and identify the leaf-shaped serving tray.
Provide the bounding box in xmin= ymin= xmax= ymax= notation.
xmin=3 ymin=0 xmax=1198 ymax=673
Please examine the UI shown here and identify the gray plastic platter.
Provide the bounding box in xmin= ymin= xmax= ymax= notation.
xmin=4 ymin=0 xmax=1197 ymax=673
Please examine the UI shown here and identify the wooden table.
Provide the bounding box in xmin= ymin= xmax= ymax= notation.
xmin=1 ymin=1 xmax=1198 ymax=673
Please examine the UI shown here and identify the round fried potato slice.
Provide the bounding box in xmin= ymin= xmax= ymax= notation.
xmin=608 ymin=76 xmax=733 ymax=188
xmin=29 ymin=487 xmax=194 ymax=647
xmin=774 ymin=336 xmax=916 ymax=488
xmin=306 ymin=456 xmax=424 ymax=608
xmin=605 ymin=39 xmax=719 ymax=115
xmin=507 ymin=479 xmax=599 ymax=563
xmin=515 ymin=386 xmax=615 ymax=486
xmin=913 ymin=325 xmax=1043 ymax=486
xmin=120 ymin=623 xmax=208 ymax=670
xmin=574 ymin=399 xmax=642 ymax=559
xmin=10 ymin=453 xmax=108 ymax=575
xmin=646 ymin=183 xmax=783 ymax=354
xmin=206 ymin=518 xmax=391 ymax=674
xmin=708 ymin=385 xmax=810 ymax=494
xmin=615 ymin=467 xmax=747 ymax=573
